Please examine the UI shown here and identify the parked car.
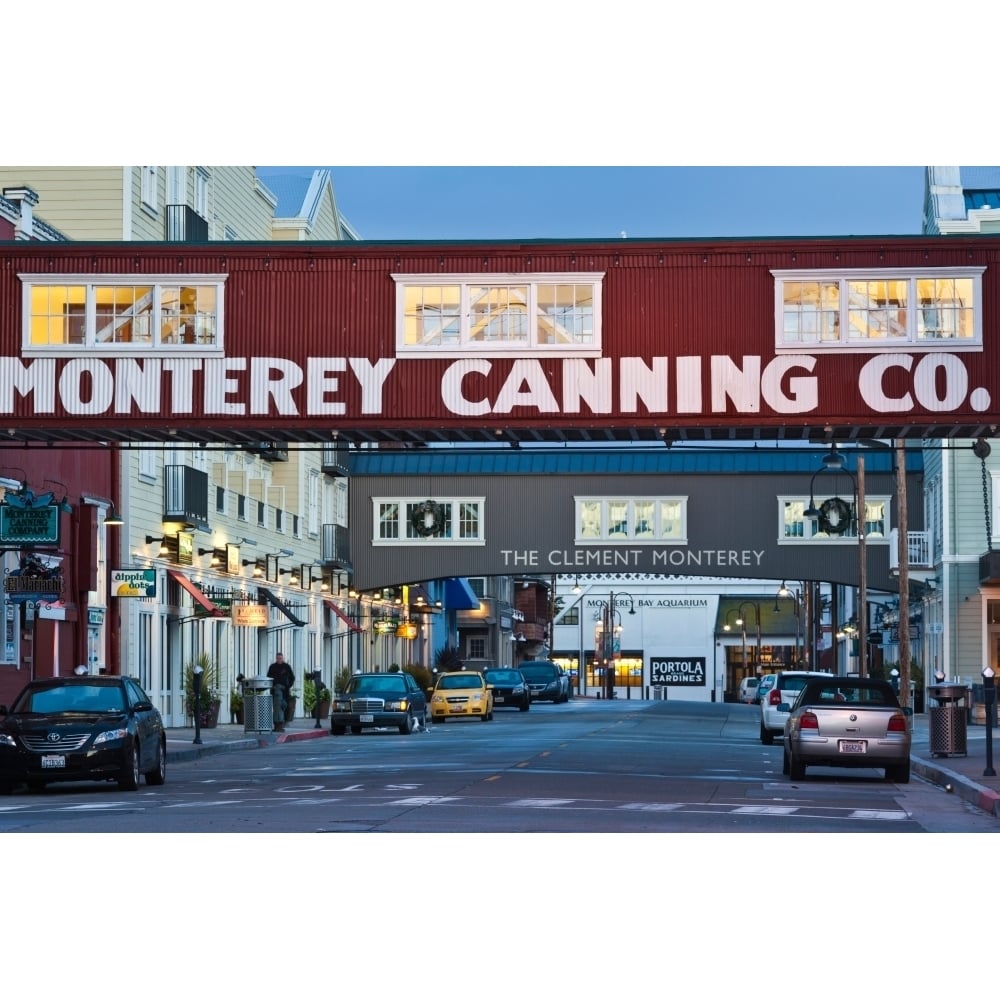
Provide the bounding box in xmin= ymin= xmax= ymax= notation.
xmin=430 ymin=671 xmax=494 ymax=722
xmin=483 ymin=668 xmax=531 ymax=711
xmin=760 ymin=670 xmax=833 ymax=744
xmin=0 ymin=675 xmax=166 ymax=794
xmin=738 ymin=677 xmax=760 ymax=704
xmin=755 ymin=674 xmax=777 ymax=707
xmin=517 ymin=660 xmax=570 ymax=703
xmin=330 ymin=671 xmax=427 ymax=735
xmin=782 ymin=676 xmax=911 ymax=783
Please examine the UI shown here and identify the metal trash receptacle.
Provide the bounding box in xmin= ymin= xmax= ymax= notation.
xmin=928 ymin=683 xmax=968 ymax=757
xmin=243 ymin=677 xmax=274 ymax=733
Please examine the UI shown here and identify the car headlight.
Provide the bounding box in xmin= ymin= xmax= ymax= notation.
xmin=513 ymin=684 xmax=525 ymax=694
xmin=471 ymin=693 xmax=484 ymax=702
xmin=432 ymin=694 xmax=445 ymax=704
xmin=385 ymin=699 xmax=409 ymax=711
xmin=0 ymin=733 xmax=16 ymax=748
xmin=333 ymin=699 xmax=350 ymax=711
xmin=93 ymin=728 xmax=129 ymax=745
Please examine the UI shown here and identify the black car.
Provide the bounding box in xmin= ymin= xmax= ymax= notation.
xmin=0 ymin=675 xmax=167 ymax=794
xmin=517 ymin=660 xmax=570 ymax=703
xmin=330 ymin=671 xmax=428 ymax=735
xmin=483 ymin=668 xmax=531 ymax=711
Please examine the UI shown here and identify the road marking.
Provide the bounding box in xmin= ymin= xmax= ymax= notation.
xmin=848 ymin=809 xmax=909 ymax=821
xmin=509 ymin=798 xmax=575 ymax=808
xmin=388 ymin=796 xmax=461 ymax=806
xmin=620 ymin=802 xmax=684 ymax=812
xmin=732 ymin=805 xmax=800 ymax=815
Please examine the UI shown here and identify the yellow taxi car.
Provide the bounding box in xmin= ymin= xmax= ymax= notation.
xmin=430 ymin=671 xmax=494 ymax=723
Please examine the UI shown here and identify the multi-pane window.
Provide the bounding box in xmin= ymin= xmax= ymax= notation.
xmin=394 ymin=273 xmax=603 ymax=357
xmin=575 ymin=497 xmax=687 ymax=543
xmin=373 ymin=498 xmax=485 ymax=544
xmin=141 ymin=166 xmax=158 ymax=210
xmin=20 ymin=275 xmax=225 ymax=354
xmin=773 ymin=268 xmax=983 ymax=351
xmin=780 ymin=496 xmax=889 ymax=541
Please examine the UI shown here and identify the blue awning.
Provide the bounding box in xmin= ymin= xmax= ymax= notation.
xmin=444 ymin=577 xmax=480 ymax=610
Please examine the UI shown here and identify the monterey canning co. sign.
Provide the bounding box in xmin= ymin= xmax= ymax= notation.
xmin=2 ymin=237 xmax=998 ymax=441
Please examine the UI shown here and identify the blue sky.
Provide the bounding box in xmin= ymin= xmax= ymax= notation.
xmin=256 ymin=166 xmax=928 ymax=241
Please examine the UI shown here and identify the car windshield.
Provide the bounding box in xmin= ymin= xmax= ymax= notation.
xmin=16 ymin=684 xmax=125 ymax=714
xmin=349 ymin=675 xmax=406 ymax=695
xmin=437 ymin=675 xmax=483 ymax=690
xmin=485 ymin=671 xmax=521 ymax=684
xmin=519 ymin=665 xmax=557 ymax=681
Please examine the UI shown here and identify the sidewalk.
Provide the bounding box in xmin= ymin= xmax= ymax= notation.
xmin=164 ymin=708 xmax=1000 ymax=819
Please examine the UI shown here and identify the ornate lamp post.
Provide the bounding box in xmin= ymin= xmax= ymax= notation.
xmin=191 ymin=663 xmax=203 ymax=745
xmin=595 ymin=591 xmax=635 ymax=699
xmin=984 ymin=666 xmax=996 ymax=778
xmin=737 ymin=601 xmax=762 ymax=679
xmin=775 ymin=582 xmax=802 ymax=667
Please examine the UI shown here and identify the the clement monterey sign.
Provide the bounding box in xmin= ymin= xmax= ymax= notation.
xmin=1 ymin=237 xmax=999 ymax=442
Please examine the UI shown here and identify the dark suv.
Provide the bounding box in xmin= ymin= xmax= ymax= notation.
xmin=517 ymin=660 xmax=570 ymax=703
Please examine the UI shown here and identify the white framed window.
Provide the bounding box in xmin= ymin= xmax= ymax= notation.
xmin=166 ymin=166 xmax=186 ymax=205
xmin=194 ymin=168 xmax=209 ymax=217
xmin=393 ymin=272 xmax=603 ymax=358
xmin=575 ymin=496 xmax=687 ymax=544
xmin=772 ymin=268 xmax=984 ymax=353
xmin=372 ymin=497 xmax=485 ymax=545
xmin=141 ymin=166 xmax=158 ymax=211
xmin=19 ymin=274 xmax=225 ymax=357
xmin=138 ymin=447 xmax=157 ymax=481
xmin=779 ymin=495 xmax=890 ymax=541
xmin=308 ymin=469 xmax=320 ymax=536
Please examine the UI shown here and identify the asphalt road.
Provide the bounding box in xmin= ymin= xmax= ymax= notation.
xmin=1 ymin=700 xmax=995 ymax=834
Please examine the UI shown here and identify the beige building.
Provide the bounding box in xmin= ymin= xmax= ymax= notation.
xmin=1 ymin=166 xmax=358 ymax=724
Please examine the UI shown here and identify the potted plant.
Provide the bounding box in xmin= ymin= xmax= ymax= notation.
xmin=304 ymin=677 xmax=333 ymax=719
xmin=229 ymin=687 xmax=244 ymax=725
xmin=286 ymin=687 xmax=299 ymax=723
xmin=184 ymin=651 xmax=221 ymax=728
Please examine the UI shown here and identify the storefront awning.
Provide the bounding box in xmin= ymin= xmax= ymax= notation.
xmin=444 ymin=577 xmax=480 ymax=610
xmin=323 ymin=598 xmax=361 ymax=633
xmin=258 ymin=586 xmax=306 ymax=627
xmin=167 ymin=568 xmax=225 ymax=618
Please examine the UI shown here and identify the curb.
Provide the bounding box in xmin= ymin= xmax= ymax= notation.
xmin=911 ymin=755 xmax=1000 ymax=817
xmin=165 ymin=727 xmax=329 ymax=763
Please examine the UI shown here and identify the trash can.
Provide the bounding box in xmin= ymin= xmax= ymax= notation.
xmin=243 ymin=677 xmax=274 ymax=733
xmin=927 ymin=683 xmax=969 ymax=757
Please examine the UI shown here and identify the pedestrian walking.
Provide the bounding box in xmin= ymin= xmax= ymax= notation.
xmin=266 ymin=652 xmax=295 ymax=732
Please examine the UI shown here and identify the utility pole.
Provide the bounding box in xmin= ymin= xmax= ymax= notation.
xmin=895 ymin=439 xmax=911 ymax=709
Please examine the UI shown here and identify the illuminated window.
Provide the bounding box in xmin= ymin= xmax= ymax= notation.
xmin=574 ymin=497 xmax=687 ymax=544
xmin=773 ymin=268 xmax=983 ymax=352
xmin=779 ymin=495 xmax=889 ymax=541
xmin=20 ymin=275 xmax=225 ymax=356
xmin=394 ymin=273 xmax=603 ymax=357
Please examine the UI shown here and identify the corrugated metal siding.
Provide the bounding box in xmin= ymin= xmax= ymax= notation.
xmin=4 ymin=237 xmax=1000 ymax=442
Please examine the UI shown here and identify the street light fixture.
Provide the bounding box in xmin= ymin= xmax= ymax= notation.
xmin=774 ymin=582 xmax=802 ymax=667
xmin=984 ymin=666 xmax=996 ymax=778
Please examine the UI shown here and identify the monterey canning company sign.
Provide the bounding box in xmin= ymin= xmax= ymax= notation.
xmin=1 ymin=237 xmax=998 ymax=442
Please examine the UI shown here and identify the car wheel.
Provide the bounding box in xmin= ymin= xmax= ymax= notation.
xmin=432 ymin=715 xmax=443 ymax=724
xmin=0 ymin=782 xmax=12 ymax=796
xmin=782 ymin=747 xmax=790 ymax=775
xmin=331 ymin=723 xmax=346 ymax=735
xmin=788 ymin=753 xmax=806 ymax=781
xmin=119 ymin=742 xmax=140 ymax=791
xmin=480 ymin=711 xmax=489 ymax=722
xmin=350 ymin=725 xmax=362 ymax=735
xmin=519 ymin=701 xmax=529 ymax=712
xmin=144 ymin=738 xmax=166 ymax=786
xmin=26 ymin=779 xmax=45 ymax=793
xmin=886 ymin=762 xmax=910 ymax=784
xmin=399 ymin=712 xmax=415 ymax=735
xmin=760 ymin=723 xmax=774 ymax=746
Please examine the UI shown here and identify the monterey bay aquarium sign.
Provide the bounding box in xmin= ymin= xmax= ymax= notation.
xmin=0 ymin=237 xmax=998 ymax=446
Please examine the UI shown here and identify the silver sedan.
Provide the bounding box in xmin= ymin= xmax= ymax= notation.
xmin=781 ymin=677 xmax=911 ymax=783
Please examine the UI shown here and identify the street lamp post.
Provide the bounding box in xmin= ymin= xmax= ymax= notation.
xmin=984 ymin=666 xmax=996 ymax=778
xmin=596 ymin=591 xmax=635 ymax=700
xmin=192 ymin=664 xmax=203 ymax=745
xmin=737 ymin=601 xmax=761 ymax=680
xmin=775 ymin=583 xmax=802 ymax=667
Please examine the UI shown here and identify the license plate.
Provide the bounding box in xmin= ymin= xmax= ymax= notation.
xmin=41 ymin=754 xmax=66 ymax=769
xmin=838 ymin=740 xmax=867 ymax=754
xmin=359 ymin=714 xmax=374 ymax=723
xmin=495 ymin=697 xmax=505 ymax=703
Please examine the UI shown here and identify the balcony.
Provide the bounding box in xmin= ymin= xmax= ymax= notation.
xmin=322 ymin=442 xmax=349 ymax=476
xmin=321 ymin=523 xmax=351 ymax=569
xmin=244 ymin=442 xmax=288 ymax=463
xmin=888 ymin=529 xmax=933 ymax=572
xmin=164 ymin=204 xmax=209 ymax=242
xmin=164 ymin=465 xmax=210 ymax=529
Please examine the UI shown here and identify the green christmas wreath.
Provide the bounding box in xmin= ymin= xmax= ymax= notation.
xmin=818 ymin=496 xmax=852 ymax=536
xmin=410 ymin=500 xmax=444 ymax=537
